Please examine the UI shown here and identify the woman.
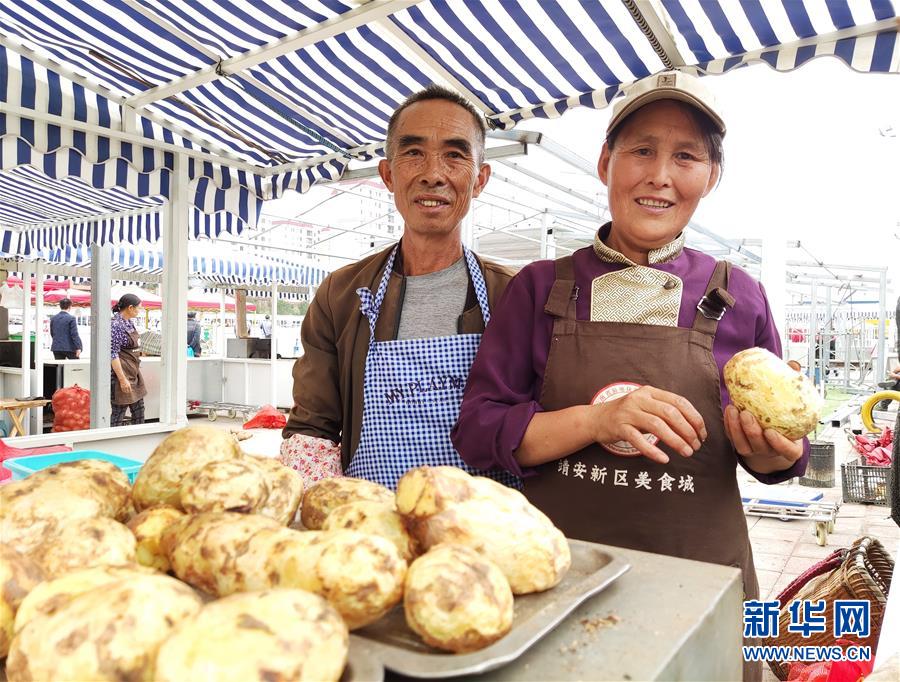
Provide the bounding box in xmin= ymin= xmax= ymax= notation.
xmin=110 ymin=293 xmax=146 ymax=427
xmin=452 ymin=71 xmax=808 ymax=681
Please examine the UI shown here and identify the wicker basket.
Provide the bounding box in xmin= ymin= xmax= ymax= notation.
xmin=768 ymin=536 xmax=894 ymax=680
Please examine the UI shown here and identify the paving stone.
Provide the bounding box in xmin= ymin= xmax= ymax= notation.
xmin=750 ymin=525 xmax=805 ymax=541
xmin=832 ymin=518 xmax=865 ymax=535
xmin=790 ymin=542 xmax=837 ymax=560
xmin=752 ymin=537 xmax=796 ymax=558
xmin=756 ymin=568 xmax=780 ymax=592
xmin=819 ymin=533 xmax=860 ymax=547
xmin=753 ymin=552 xmax=790 ymax=572
xmin=784 ymin=555 xmax=822 ymax=575
xmin=838 ymin=504 xmax=867 ymax=518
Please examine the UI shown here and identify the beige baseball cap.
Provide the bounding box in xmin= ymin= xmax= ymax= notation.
xmin=606 ymin=70 xmax=726 ymax=136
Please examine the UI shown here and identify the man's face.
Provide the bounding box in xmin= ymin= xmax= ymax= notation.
xmin=379 ymin=99 xmax=490 ymax=240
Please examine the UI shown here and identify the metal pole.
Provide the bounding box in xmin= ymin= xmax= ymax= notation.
xmin=30 ymin=260 xmax=45 ymax=434
xmin=19 ymin=261 xmax=32 ymax=435
xmin=90 ymin=245 xmax=112 ymax=429
xmin=807 ymin=279 xmax=817 ymax=385
xmin=876 ymin=269 xmax=887 ymax=384
xmin=160 ymin=153 xmax=190 ymax=426
xmin=270 ymin=282 xmax=278 ymax=407
xmin=821 ymin=286 xmax=832 ymax=394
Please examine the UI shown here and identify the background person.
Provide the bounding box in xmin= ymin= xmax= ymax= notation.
xmin=110 ymin=293 xmax=146 ymax=427
xmin=260 ymin=314 xmax=272 ymax=339
xmin=280 ymin=85 xmax=517 ymax=490
xmin=453 ymin=71 xmax=809 ymax=682
xmin=49 ymin=297 xmax=82 ymax=359
xmin=187 ymin=311 xmax=202 ymax=356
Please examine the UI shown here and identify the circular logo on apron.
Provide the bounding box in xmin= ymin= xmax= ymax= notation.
xmin=590 ymin=382 xmax=660 ymax=456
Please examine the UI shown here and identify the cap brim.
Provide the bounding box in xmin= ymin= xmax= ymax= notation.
xmin=607 ymin=90 xmax=726 ymax=136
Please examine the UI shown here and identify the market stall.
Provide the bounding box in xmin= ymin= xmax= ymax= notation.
xmin=0 ymin=2 xmax=897 ymax=679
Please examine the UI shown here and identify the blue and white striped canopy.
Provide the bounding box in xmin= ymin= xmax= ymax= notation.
xmin=0 ymin=1 xmax=897 ymax=250
xmin=15 ymin=243 xmax=326 ymax=289
xmin=1 ymin=0 xmax=895 ymax=164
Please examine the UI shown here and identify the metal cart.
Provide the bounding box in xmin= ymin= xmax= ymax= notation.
xmin=187 ymin=400 xmax=260 ymax=422
xmin=741 ymin=483 xmax=841 ymax=546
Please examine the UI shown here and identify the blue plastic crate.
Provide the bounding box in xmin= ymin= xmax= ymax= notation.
xmin=4 ymin=451 xmax=143 ymax=484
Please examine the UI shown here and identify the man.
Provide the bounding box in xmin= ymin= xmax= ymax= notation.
xmin=260 ymin=315 xmax=272 ymax=339
xmin=280 ymin=85 xmax=518 ymax=490
xmin=49 ymin=298 xmax=82 ymax=360
xmin=186 ymin=311 xmax=202 ymax=356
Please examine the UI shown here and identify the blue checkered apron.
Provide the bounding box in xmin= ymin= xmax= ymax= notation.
xmin=346 ymin=244 xmax=522 ymax=491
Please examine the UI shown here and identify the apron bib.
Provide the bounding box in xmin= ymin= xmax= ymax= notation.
xmin=347 ymin=244 xmax=521 ymax=491
xmin=524 ymin=255 xmax=759 ymax=680
xmin=112 ymin=326 xmax=147 ymax=405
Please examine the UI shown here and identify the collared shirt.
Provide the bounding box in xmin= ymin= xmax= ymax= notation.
xmin=452 ymin=224 xmax=808 ymax=484
xmin=111 ymin=313 xmax=136 ymax=359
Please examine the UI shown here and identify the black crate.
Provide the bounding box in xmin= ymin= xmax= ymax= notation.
xmin=841 ymin=460 xmax=893 ymax=506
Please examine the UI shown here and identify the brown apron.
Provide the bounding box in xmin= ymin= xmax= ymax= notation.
xmin=525 ymin=255 xmax=759 ymax=681
xmin=112 ymin=326 xmax=147 ymax=405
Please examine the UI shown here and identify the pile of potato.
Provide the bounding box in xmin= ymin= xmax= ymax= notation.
xmin=0 ymin=426 xmax=572 ymax=679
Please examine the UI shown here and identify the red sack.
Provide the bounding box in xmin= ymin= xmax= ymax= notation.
xmin=243 ymin=405 xmax=286 ymax=430
xmin=51 ymin=385 xmax=91 ymax=432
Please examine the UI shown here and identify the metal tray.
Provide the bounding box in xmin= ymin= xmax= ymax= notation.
xmin=348 ymin=539 xmax=629 ymax=679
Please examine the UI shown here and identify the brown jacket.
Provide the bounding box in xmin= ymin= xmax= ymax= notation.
xmin=283 ymin=244 xmax=516 ymax=469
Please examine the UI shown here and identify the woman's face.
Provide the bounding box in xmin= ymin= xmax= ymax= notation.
xmin=123 ymin=304 xmax=141 ymax=319
xmin=598 ymin=100 xmax=719 ymax=264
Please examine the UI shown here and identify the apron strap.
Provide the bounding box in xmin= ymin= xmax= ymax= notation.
xmin=544 ymin=255 xmax=578 ymax=319
xmin=357 ymin=244 xmax=400 ymax=341
xmin=462 ymin=245 xmax=491 ymax=326
xmin=692 ymin=260 xmax=734 ymax=335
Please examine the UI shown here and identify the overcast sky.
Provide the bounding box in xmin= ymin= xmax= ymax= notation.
xmin=517 ymin=57 xmax=900 ymax=300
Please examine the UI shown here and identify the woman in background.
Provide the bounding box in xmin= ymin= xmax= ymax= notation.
xmin=110 ymin=293 xmax=146 ymax=427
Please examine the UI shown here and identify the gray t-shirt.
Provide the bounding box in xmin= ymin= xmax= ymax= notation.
xmin=397 ymin=257 xmax=469 ymax=340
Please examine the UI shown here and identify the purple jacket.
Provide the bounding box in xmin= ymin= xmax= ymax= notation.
xmin=452 ymin=242 xmax=809 ymax=483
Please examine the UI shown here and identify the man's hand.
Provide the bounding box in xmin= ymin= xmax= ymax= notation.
xmin=589 ymin=386 xmax=707 ymax=465
xmin=889 ymin=364 xmax=900 ymax=381
xmin=75 ymin=350 xmax=81 ymax=359
xmin=724 ymin=404 xmax=803 ymax=474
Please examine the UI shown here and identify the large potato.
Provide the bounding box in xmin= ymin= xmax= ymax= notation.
xmin=397 ymin=467 xmax=570 ymax=594
xmin=323 ymin=500 xmax=419 ymax=562
xmin=1 ymin=459 xmax=133 ymax=556
xmin=132 ymin=425 xmax=243 ymax=510
xmin=6 ymin=573 xmax=202 ymax=682
xmin=31 ymin=516 xmax=137 ymax=578
xmin=155 ymin=589 xmax=348 ymax=682
xmin=724 ymin=347 xmax=823 ymax=440
xmin=14 ymin=564 xmax=155 ymax=635
xmin=249 ymin=455 xmax=304 ymax=525
xmin=0 ymin=547 xmax=44 ymax=658
xmin=405 ymin=544 xmax=513 ymax=652
xmin=180 ymin=459 xmax=269 ymax=514
xmin=300 ymin=477 xmax=394 ymax=529
xmin=163 ymin=513 xmax=406 ymax=629
xmin=127 ymin=506 xmax=185 ymax=572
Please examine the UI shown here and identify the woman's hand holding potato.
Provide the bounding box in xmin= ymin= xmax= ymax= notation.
xmin=723 ymin=405 xmax=804 ymax=474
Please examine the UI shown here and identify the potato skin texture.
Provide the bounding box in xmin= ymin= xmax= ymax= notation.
xmin=405 ymin=544 xmax=513 ymax=653
xmin=155 ymin=589 xmax=348 ymax=682
xmin=300 ymin=477 xmax=394 ymax=530
xmin=31 ymin=516 xmax=138 ymax=578
xmin=127 ymin=506 xmax=185 ymax=572
xmin=132 ymin=425 xmax=243 ymax=510
xmin=6 ymin=573 xmax=202 ymax=682
xmin=13 ymin=564 xmax=155 ymax=635
xmin=724 ymin=347 xmax=823 ymax=441
xmin=180 ymin=459 xmax=269 ymax=515
xmin=397 ymin=467 xmax=570 ymax=594
xmin=0 ymin=460 xmax=133 ymax=556
xmin=322 ymin=500 xmax=420 ymax=562
xmin=248 ymin=455 xmax=304 ymax=525
xmin=163 ymin=513 xmax=406 ymax=629
xmin=0 ymin=547 xmax=44 ymax=658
